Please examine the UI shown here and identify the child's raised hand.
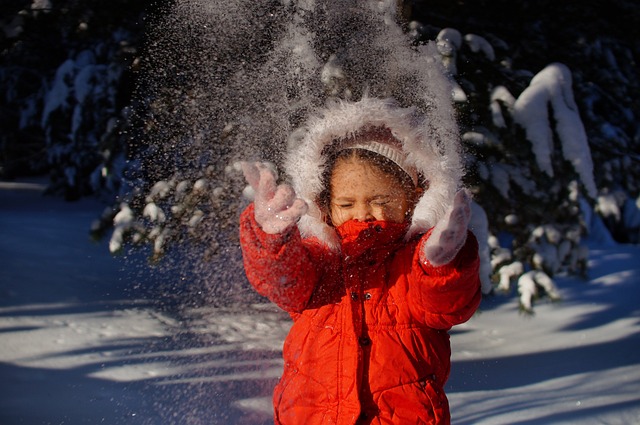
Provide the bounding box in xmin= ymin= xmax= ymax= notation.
xmin=240 ymin=161 xmax=308 ymax=234
xmin=423 ymin=189 xmax=472 ymax=266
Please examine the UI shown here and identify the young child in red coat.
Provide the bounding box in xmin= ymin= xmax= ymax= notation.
xmin=239 ymin=96 xmax=481 ymax=425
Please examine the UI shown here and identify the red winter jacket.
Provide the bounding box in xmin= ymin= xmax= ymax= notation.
xmin=240 ymin=204 xmax=481 ymax=425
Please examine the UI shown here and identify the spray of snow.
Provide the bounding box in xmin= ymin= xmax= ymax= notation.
xmin=125 ymin=2 xmax=470 ymax=421
xmin=126 ymin=0 xmax=466 ymax=264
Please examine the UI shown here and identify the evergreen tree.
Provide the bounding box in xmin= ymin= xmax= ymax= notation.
xmin=407 ymin=0 xmax=639 ymax=310
xmin=2 ymin=0 xmax=638 ymax=312
xmin=1 ymin=0 xmax=152 ymax=199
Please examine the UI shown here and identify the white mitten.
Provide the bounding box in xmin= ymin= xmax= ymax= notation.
xmin=423 ymin=189 xmax=472 ymax=266
xmin=240 ymin=161 xmax=308 ymax=234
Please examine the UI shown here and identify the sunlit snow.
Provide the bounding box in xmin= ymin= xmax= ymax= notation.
xmin=2 ymin=180 xmax=639 ymax=424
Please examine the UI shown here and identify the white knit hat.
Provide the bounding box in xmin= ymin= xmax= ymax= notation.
xmin=341 ymin=140 xmax=418 ymax=186
xmin=334 ymin=126 xmax=418 ymax=186
xmin=285 ymin=96 xmax=463 ymax=250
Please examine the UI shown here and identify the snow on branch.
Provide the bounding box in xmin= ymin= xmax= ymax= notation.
xmin=518 ymin=270 xmax=560 ymax=312
xmin=490 ymin=86 xmax=515 ymax=128
xmin=513 ymin=63 xmax=597 ymax=198
xmin=464 ymin=34 xmax=495 ymax=61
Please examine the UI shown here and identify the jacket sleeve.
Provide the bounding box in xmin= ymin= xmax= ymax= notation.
xmin=409 ymin=229 xmax=482 ymax=330
xmin=239 ymin=203 xmax=321 ymax=313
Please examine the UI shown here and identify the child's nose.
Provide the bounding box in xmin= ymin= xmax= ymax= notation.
xmin=353 ymin=204 xmax=375 ymax=222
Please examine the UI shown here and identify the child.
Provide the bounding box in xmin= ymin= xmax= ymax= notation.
xmin=239 ymin=97 xmax=481 ymax=425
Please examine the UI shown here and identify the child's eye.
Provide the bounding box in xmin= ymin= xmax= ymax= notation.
xmin=336 ymin=203 xmax=353 ymax=209
xmin=371 ymin=200 xmax=390 ymax=207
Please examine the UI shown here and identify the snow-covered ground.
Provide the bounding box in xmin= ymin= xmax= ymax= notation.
xmin=1 ymin=180 xmax=639 ymax=425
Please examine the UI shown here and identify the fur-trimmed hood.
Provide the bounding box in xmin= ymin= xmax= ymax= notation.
xmin=284 ymin=96 xmax=464 ymax=251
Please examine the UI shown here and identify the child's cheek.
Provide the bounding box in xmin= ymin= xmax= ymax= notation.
xmin=330 ymin=208 xmax=347 ymax=227
xmin=383 ymin=203 xmax=405 ymax=223
xmin=373 ymin=205 xmax=387 ymax=221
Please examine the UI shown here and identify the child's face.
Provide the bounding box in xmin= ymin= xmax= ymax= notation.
xmin=329 ymin=157 xmax=415 ymax=227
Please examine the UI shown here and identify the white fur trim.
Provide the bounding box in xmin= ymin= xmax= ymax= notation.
xmin=285 ymin=96 xmax=463 ymax=250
